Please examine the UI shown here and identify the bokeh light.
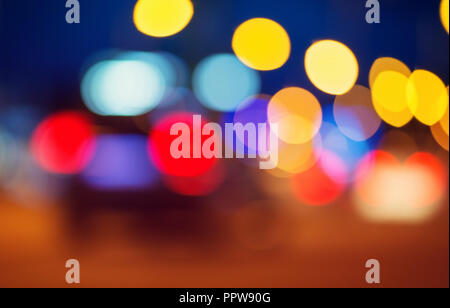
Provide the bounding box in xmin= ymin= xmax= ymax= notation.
xmin=30 ymin=111 xmax=96 ymax=175
xmin=305 ymin=40 xmax=359 ymax=95
xmin=314 ymin=122 xmax=371 ymax=183
xmin=441 ymin=0 xmax=449 ymax=34
xmin=149 ymin=112 xmax=217 ymax=177
xmin=219 ymin=110 xmax=265 ymax=168
xmin=133 ymin=0 xmax=194 ymax=38
xmin=369 ymin=57 xmax=411 ymax=89
xmin=192 ymin=54 xmax=261 ymax=112
xmin=373 ymin=71 xmax=409 ymax=113
xmin=267 ymin=87 xmax=322 ymax=144
xmin=371 ymin=71 xmax=413 ymax=127
xmin=406 ymin=152 xmax=448 ymax=201
xmin=334 ymin=85 xmax=381 ymax=141
xmin=440 ymin=87 xmax=449 ymax=135
xmin=317 ymin=149 xmax=349 ymax=185
xmin=406 ymin=70 xmax=448 ymax=126
xmin=118 ymin=51 xmax=190 ymax=105
xmin=233 ymin=95 xmax=271 ymax=152
xmin=354 ymin=151 xmax=447 ymax=223
xmin=353 ymin=150 xmax=398 ymax=185
xmin=81 ymin=57 xmax=166 ymax=116
xmin=276 ymin=138 xmax=320 ymax=175
xmin=232 ymin=18 xmax=291 ymax=71
xmin=291 ymin=150 xmax=347 ymax=206
xmin=82 ymin=135 xmax=160 ymax=190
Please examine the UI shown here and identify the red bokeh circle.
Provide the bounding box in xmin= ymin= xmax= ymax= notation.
xmin=149 ymin=112 xmax=217 ymax=178
xmin=31 ymin=111 xmax=96 ymax=174
xmin=291 ymin=151 xmax=347 ymax=206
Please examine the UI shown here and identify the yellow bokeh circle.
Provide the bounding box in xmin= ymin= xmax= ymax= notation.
xmin=370 ymin=58 xmax=413 ymax=128
xmin=372 ymin=71 xmax=413 ymax=128
xmin=305 ymin=40 xmax=359 ymax=95
xmin=268 ymin=87 xmax=323 ymax=145
xmin=133 ymin=0 xmax=194 ymax=38
xmin=406 ymin=70 xmax=448 ymax=126
xmin=440 ymin=87 xmax=449 ymax=136
xmin=441 ymin=0 xmax=449 ymax=34
xmin=369 ymin=57 xmax=411 ymax=89
xmin=232 ymin=18 xmax=291 ymax=71
xmin=373 ymin=71 xmax=410 ymax=113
